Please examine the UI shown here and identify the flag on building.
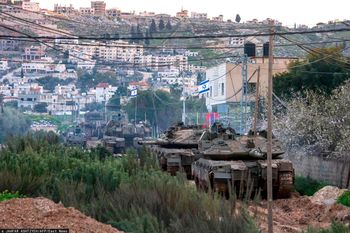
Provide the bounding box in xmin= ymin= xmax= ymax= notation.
xmin=131 ymin=89 xmax=137 ymax=97
xmin=198 ymin=80 xmax=209 ymax=94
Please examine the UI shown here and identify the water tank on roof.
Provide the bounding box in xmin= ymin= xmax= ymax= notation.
xmin=244 ymin=42 xmax=256 ymax=57
xmin=263 ymin=42 xmax=269 ymax=57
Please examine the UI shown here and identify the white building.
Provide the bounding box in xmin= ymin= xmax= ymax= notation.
xmin=190 ymin=12 xmax=208 ymax=19
xmin=22 ymin=1 xmax=40 ymax=12
xmin=22 ymin=58 xmax=66 ymax=74
xmin=0 ymin=60 xmax=9 ymax=71
xmin=92 ymin=83 xmax=117 ymax=103
xmin=158 ymin=68 xmax=180 ymax=78
xmin=79 ymin=7 xmax=95 ymax=16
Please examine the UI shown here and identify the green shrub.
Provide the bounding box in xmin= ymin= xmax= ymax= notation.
xmin=0 ymin=133 xmax=257 ymax=233
xmin=337 ymin=191 xmax=350 ymax=207
xmin=306 ymin=221 xmax=350 ymax=233
xmin=0 ymin=190 xmax=25 ymax=202
xmin=295 ymin=176 xmax=327 ymax=196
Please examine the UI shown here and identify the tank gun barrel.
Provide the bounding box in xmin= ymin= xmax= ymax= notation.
xmin=248 ymin=149 xmax=266 ymax=159
xmin=138 ymin=140 xmax=158 ymax=145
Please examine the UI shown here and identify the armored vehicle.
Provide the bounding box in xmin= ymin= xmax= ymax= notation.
xmin=65 ymin=125 xmax=87 ymax=147
xmin=103 ymin=111 xmax=151 ymax=153
xmin=139 ymin=123 xmax=204 ymax=178
xmin=192 ymin=123 xmax=294 ymax=199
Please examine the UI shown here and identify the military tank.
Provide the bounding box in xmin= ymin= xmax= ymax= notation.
xmin=192 ymin=122 xmax=294 ymax=199
xmin=65 ymin=125 xmax=87 ymax=147
xmin=139 ymin=123 xmax=204 ymax=178
xmin=103 ymin=110 xmax=151 ymax=154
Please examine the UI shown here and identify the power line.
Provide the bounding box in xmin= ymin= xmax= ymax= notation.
xmin=1 ymin=27 xmax=350 ymax=40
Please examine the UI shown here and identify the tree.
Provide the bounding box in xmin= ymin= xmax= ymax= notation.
xmin=166 ymin=19 xmax=172 ymax=30
xmin=150 ymin=19 xmax=157 ymax=34
xmin=0 ymin=108 xmax=31 ymax=143
xmin=130 ymin=25 xmax=137 ymax=43
xmin=123 ymin=90 xmax=182 ymax=131
xmin=159 ymin=18 xmax=165 ymax=31
xmin=273 ymin=47 xmax=350 ymax=99
xmin=136 ymin=24 xmax=143 ymax=42
xmin=235 ymin=14 xmax=241 ymax=23
xmin=144 ymin=29 xmax=150 ymax=45
xmin=36 ymin=77 xmax=74 ymax=92
xmin=33 ymin=102 xmax=48 ymax=113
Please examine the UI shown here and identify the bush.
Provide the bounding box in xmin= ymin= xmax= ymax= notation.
xmin=0 ymin=190 xmax=25 ymax=202
xmin=0 ymin=133 xmax=257 ymax=233
xmin=306 ymin=221 xmax=350 ymax=233
xmin=337 ymin=191 xmax=350 ymax=207
xmin=295 ymin=176 xmax=327 ymax=196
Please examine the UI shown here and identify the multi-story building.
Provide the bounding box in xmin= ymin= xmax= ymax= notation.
xmin=106 ymin=8 xmax=120 ymax=18
xmin=190 ymin=12 xmax=207 ymax=19
xmin=54 ymin=4 xmax=75 ymax=15
xmin=22 ymin=46 xmax=46 ymax=61
xmin=79 ymin=7 xmax=95 ymax=16
xmin=138 ymin=11 xmax=155 ymax=17
xmin=91 ymin=1 xmax=106 ymax=16
xmin=212 ymin=15 xmax=224 ymax=21
xmin=90 ymin=82 xmax=117 ymax=103
xmin=176 ymin=8 xmax=188 ymax=18
xmin=150 ymin=55 xmax=188 ymax=71
xmin=204 ymin=57 xmax=297 ymax=129
xmin=22 ymin=1 xmax=40 ymax=12
xmin=22 ymin=57 xmax=66 ymax=74
xmin=0 ymin=39 xmax=21 ymax=51
xmin=17 ymin=83 xmax=43 ymax=109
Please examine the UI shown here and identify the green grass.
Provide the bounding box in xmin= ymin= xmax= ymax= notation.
xmin=337 ymin=191 xmax=350 ymax=207
xmin=295 ymin=176 xmax=328 ymax=196
xmin=0 ymin=190 xmax=25 ymax=202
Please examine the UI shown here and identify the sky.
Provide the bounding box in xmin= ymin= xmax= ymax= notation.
xmin=37 ymin=0 xmax=350 ymax=27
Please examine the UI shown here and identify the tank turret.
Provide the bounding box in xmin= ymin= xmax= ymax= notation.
xmin=140 ymin=123 xmax=204 ymax=178
xmin=192 ymin=123 xmax=295 ymax=199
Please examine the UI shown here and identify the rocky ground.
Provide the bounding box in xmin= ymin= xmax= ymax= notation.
xmin=248 ymin=186 xmax=350 ymax=233
xmin=0 ymin=197 xmax=122 ymax=233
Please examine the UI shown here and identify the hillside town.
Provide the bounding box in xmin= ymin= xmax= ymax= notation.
xmin=0 ymin=1 xmax=350 ymax=233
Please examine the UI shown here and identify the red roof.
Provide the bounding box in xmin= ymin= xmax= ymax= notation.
xmin=96 ymin=83 xmax=110 ymax=88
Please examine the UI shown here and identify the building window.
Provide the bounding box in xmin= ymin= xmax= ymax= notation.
xmin=210 ymin=86 xmax=212 ymax=97
xmin=221 ymin=83 xmax=224 ymax=96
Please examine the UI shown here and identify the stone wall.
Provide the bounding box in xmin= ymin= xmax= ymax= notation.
xmin=286 ymin=152 xmax=350 ymax=188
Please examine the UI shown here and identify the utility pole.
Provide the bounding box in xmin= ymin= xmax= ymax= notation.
xmin=182 ymin=95 xmax=186 ymax=124
xmin=240 ymin=54 xmax=248 ymax=134
xmin=0 ymin=93 xmax=4 ymax=114
xmin=253 ymin=66 xmax=260 ymax=138
xmin=267 ymin=20 xmax=275 ymax=233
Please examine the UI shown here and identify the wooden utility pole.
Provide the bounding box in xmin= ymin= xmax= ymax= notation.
xmin=267 ymin=21 xmax=275 ymax=233
xmin=253 ymin=67 xmax=260 ymax=138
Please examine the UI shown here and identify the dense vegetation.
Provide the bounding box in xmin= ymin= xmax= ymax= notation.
xmin=274 ymin=47 xmax=350 ymax=99
xmin=0 ymin=108 xmax=32 ymax=143
xmin=36 ymin=77 xmax=74 ymax=92
xmin=294 ymin=176 xmax=327 ymax=196
xmin=337 ymin=191 xmax=350 ymax=207
xmin=275 ymin=80 xmax=350 ymax=156
xmin=0 ymin=132 xmax=256 ymax=233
